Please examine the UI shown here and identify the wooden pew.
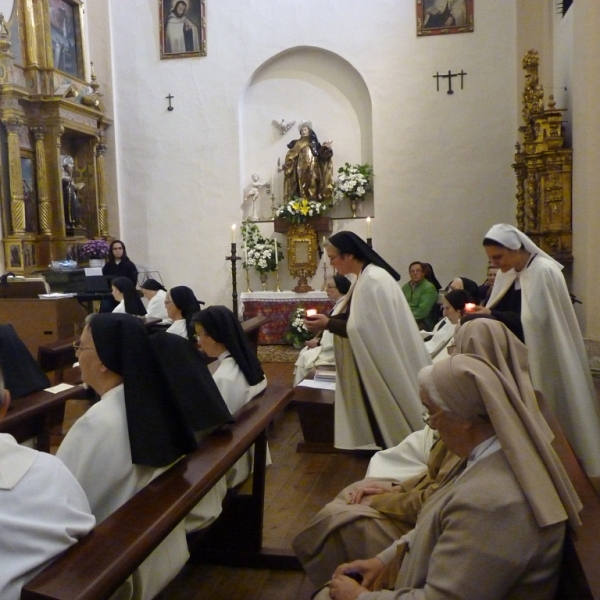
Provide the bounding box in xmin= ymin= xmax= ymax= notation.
xmin=539 ymin=399 xmax=600 ymax=600
xmin=21 ymin=384 xmax=295 ymax=600
xmin=0 ymin=384 xmax=87 ymax=452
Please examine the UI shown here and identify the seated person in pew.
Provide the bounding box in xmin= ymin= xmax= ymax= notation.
xmin=401 ymin=261 xmax=439 ymax=330
xmin=0 ymin=367 xmax=95 ymax=600
xmin=111 ymin=276 xmax=147 ymax=316
xmin=293 ymin=274 xmax=351 ymax=386
xmin=294 ymin=318 xmax=554 ymax=588
xmin=165 ymin=285 xmax=202 ymax=341
xmin=315 ymin=355 xmax=581 ymax=600
xmin=140 ymin=278 xmax=171 ymax=323
xmin=421 ymin=289 xmax=474 ymax=362
xmin=192 ymin=305 xmax=267 ymax=488
xmin=56 ymin=313 xmax=232 ymax=599
xmin=0 ymin=323 xmax=50 ymax=399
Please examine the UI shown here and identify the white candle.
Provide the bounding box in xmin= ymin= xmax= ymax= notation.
xmin=366 ymin=216 xmax=372 ymax=238
xmin=322 ymin=235 xmax=327 ymax=245
xmin=231 ymin=224 xmax=236 ymax=243
xmin=273 ymin=239 xmax=278 ymax=265
xmin=306 ymin=308 xmax=317 ymax=317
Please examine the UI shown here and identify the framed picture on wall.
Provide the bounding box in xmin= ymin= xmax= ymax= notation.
xmin=48 ymin=0 xmax=85 ymax=78
xmin=159 ymin=0 xmax=206 ymax=59
xmin=416 ymin=0 xmax=474 ymax=36
xmin=20 ymin=155 xmax=38 ymax=234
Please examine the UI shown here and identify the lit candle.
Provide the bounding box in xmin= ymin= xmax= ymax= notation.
xmin=273 ymin=239 xmax=278 ymax=265
xmin=231 ymin=224 xmax=236 ymax=243
xmin=464 ymin=303 xmax=476 ymax=312
xmin=306 ymin=308 xmax=317 ymax=317
xmin=322 ymin=235 xmax=327 ymax=245
xmin=366 ymin=216 xmax=372 ymax=238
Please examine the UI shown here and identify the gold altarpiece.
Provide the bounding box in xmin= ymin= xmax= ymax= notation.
xmin=0 ymin=0 xmax=111 ymax=274
xmin=513 ymin=50 xmax=572 ymax=264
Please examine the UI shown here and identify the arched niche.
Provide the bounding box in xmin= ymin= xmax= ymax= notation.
xmin=240 ymin=46 xmax=373 ymax=220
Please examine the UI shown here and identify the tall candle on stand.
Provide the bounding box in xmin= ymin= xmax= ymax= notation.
xmin=366 ymin=217 xmax=372 ymax=239
xmin=273 ymin=239 xmax=278 ymax=265
xmin=231 ymin=224 xmax=236 ymax=244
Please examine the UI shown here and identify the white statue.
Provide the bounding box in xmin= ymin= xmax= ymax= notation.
xmin=245 ymin=173 xmax=266 ymax=221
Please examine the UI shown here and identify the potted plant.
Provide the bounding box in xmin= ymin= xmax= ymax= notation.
xmin=285 ymin=307 xmax=314 ymax=348
xmin=79 ymin=239 xmax=110 ymax=267
xmin=333 ymin=163 xmax=374 ymax=217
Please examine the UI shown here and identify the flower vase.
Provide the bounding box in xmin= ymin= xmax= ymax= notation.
xmin=349 ymin=198 xmax=358 ymax=218
xmin=89 ymin=258 xmax=105 ymax=268
xmin=259 ymin=272 xmax=268 ymax=291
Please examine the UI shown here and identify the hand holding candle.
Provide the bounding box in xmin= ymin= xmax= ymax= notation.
xmin=306 ymin=308 xmax=317 ymax=318
xmin=464 ymin=303 xmax=476 ymax=313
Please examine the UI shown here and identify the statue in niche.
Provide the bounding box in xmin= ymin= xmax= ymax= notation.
xmin=278 ymin=121 xmax=333 ymax=203
xmin=61 ymin=155 xmax=85 ymax=232
xmin=245 ymin=173 xmax=265 ymax=221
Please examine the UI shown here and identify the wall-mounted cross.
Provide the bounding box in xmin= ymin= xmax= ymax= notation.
xmin=166 ymin=94 xmax=174 ymax=111
xmin=433 ymin=70 xmax=467 ymax=94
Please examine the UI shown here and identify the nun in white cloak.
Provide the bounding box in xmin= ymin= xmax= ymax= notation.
xmin=478 ymin=223 xmax=600 ymax=477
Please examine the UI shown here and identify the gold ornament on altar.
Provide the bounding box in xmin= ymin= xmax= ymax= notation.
xmin=512 ymin=50 xmax=572 ymax=264
xmin=286 ymin=223 xmax=319 ymax=293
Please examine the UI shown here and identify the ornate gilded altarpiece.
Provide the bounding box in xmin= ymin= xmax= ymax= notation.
xmin=0 ymin=0 xmax=111 ymax=274
xmin=513 ymin=50 xmax=572 ymax=264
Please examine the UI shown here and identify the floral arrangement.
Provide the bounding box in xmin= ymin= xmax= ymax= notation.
xmin=285 ymin=307 xmax=314 ymax=347
xmin=241 ymin=220 xmax=284 ymax=274
xmin=333 ymin=163 xmax=374 ymax=203
xmin=274 ymin=196 xmax=330 ymax=224
xmin=79 ymin=239 xmax=110 ymax=260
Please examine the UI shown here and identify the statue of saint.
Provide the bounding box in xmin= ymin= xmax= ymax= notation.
xmin=279 ymin=121 xmax=333 ymax=203
xmin=61 ymin=155 xmax=84 ymax=231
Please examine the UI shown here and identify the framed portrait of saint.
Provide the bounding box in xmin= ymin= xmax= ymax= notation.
xmin=48 ymin=0 xmax=85 ymax=78
xmin=159 ymin=0 xmax=206 ymax=59
xmin=416 ymin=0 xmax=474 ymax=36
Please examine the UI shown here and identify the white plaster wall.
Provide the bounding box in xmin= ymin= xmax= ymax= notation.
xmin=101 ymin=0 xmax=518 ymax=304
xmin=571 ymin=0 xmax=600 ymax=339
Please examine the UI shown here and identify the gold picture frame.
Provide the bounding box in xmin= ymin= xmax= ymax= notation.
xmin=48 ymin=0 xmax=86 ymax=79
xmin=159 ymin=0 xmax=206 ymax=59
xmin=287 ymin=224 xmax=318 ymax=292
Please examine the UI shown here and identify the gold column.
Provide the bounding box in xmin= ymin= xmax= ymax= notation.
xmin=95 ymin=136 xmax=108 ymax=237
xmin=32 ymin=127 xmax=52 ymax=234
xmin=55 ymin=125 xmax=65 ymax=235
xmin=23 ymin=0 xmax=39 ymax=67
xmin=4 ymin=118 xmax=25 ymax=234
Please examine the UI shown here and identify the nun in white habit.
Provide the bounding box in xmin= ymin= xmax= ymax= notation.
xmin=193 ymin=305 xmax=268 ymax=488
xmin=57 ymin=313 xmax=231 ymax=599
xmin=475 ymin=223 xmax=600 ymax=477
xmin=0 ymin=376 xmax=95 ymax=600
xmin=165 ymin=285 xmax=202 ymax=341
xmin=141 ymin=278 xmax=170 ymax=323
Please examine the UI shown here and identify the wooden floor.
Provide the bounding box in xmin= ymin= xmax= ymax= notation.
xmin=155 ymin=361 xmax=371 ymax=600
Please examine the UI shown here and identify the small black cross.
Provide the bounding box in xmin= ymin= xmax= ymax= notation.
xmin=166 ymin=94 xmax=174 ymax=111
xmin=433 ymin=70 xmax=467 ymax=94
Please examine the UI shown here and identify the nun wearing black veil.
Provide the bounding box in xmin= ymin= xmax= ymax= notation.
xmin=305 ymin=232 xmax=431 ymax=451
xmin=56 ymin=313 xmax=232 ymax=599
xmin=193 ymin=305 xmax=268 ymax=488
xmin=165 ymin=285 xmax=202 ymax=341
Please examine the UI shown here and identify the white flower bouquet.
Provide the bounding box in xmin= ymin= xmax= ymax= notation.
xmin=241 ymin=220 xmax=283 ymax=274
xmin=274 ymin=197 xmax=330 ymax=224
xmin=333 ymin=163 xmax=374 ymax=203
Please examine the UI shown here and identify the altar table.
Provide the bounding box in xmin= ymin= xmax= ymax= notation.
xmin=241 ymin=291 xmax=334 ymax=344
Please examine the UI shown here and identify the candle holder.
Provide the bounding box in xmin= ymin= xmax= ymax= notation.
xmin=275 ymin=268 xmax=281 ymax=292
xmin=245 ymin=266 xmax=252 ymax=293
xmin=226 ymin=243 xmax=242 ymax=316
xmin=322 ymin=262 xmax=328 ymax=291
xmin=367 ymin=237 xmax=373 ymax=249
xmin=270 ymin=193 xmax=277 ymax=220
